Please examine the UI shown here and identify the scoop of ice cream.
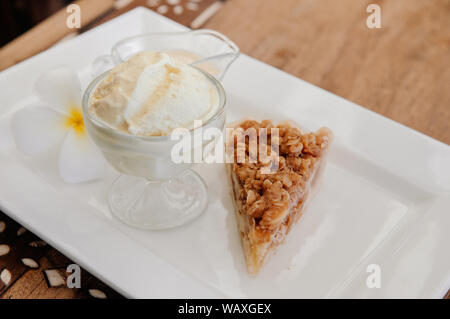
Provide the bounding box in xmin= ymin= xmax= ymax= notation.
xmin=89 ymin=51 xmax=220 ymax=136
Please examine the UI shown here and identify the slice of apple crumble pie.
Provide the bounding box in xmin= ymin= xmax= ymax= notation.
xmin=226 ymin=120 xmax=333 ymax=274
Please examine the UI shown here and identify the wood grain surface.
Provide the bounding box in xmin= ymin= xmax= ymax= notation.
xmin=0 ymin=0 xmax=449 ymax=299
xmin=205 ymin=0 xmax=450 ymax=144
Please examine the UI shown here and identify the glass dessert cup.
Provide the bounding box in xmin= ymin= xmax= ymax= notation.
xmin=82 ymin=69 xmax=226 ymax=230
xmin=92 ymin=29 xmax=240 ymax=80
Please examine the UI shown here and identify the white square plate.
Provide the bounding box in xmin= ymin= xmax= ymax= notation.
xmin=0 ymin=8 xmax=449 ymax=298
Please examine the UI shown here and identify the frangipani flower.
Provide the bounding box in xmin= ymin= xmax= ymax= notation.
xmin=11 ymin=67 xmax=106 ymax=184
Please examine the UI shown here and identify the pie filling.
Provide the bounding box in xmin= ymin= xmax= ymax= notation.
xmin=227 ymin=120 xmax=333 ymax=274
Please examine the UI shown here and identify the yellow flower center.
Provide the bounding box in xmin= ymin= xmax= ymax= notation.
xmin=65 ymin=107 xmax=85 ymax=135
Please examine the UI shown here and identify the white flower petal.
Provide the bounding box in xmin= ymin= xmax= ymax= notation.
xmin=11 ymin=106 xmax=67 ymax=156
xmin=35 ymin=67 xmax=81 ymax=114
xmin=58 ymin=130 xmax=106 ymax=183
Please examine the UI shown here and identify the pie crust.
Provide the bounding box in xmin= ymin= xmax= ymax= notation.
xmin=226 ymin=120 xmax=333 ymax=274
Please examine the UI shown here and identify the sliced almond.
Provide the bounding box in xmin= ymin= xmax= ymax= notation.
xmin=0 ymin=269 xmax=11 ymax=285
xmin=0 ymin=244 xmax=10 ymax=256
xmin=43 ymin=269 xmax=66 ymax=287
xmin=29 ymin=240 xmax=47 ymax=248
xmin=173 ymin=5 xmax=183 ymax=15
xmin=113 ymin=0 xmax=133 ymax=10
xmin=157 ymin=4 xmax=169 ymax=14
xmin=21 ymin=258 xmax=39 ymax=269
xmin=17 ymin=227 xmax=27 ymax=236
xmin=89 ymin=289 xmax=107 ymax=299
xmin=0 ymin=221 xmax=5 ymax=233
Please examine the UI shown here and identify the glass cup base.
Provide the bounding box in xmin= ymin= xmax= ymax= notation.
xmin=108 ymin=170 xmax=208 ymax=230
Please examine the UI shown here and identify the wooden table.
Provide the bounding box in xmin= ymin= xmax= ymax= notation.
xmin=1 ymin=0 xmax=449 ymax=299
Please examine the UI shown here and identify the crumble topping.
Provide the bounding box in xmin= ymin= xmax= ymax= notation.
xmin=231 ymin=120 xmax=331 ymax=231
